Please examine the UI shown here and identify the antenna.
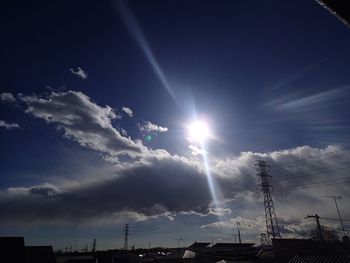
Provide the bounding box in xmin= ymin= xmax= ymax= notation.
xmin=255 ymin=160 xmax=281 ymax=242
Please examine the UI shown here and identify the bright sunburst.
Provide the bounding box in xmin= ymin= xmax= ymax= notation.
xmin=188 ymin=120 xmax=210 ymax=142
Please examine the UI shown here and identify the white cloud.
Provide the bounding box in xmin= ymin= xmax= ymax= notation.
xmin=201 ymin=216 xmax=265 ymax=232
xmin=19 ymin=90 xmax=144 ymax=157
xmin=0 ymin=92 xmax=16 ymax=103
xmin=139 ymin=120 xmax=168 ymax=133
xmin=200 ymin=214 xmax=343 ymax=240
xmin=120 ymin=128 xmax=128 ymax=136
xmin=121 ymin=106 xmax=133 ymax=117
xmin=208 ymin=207 xmax=232 ymax=216
xmin=189 ymin=145 xmax=207 ymax=156
xmin=69 ymin=67 xmax=88 ymax=80
xmin=0 ymin=120 xmax=20 ymax=129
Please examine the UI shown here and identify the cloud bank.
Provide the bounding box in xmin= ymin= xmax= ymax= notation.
xmin=0 ymin=90 xmax=349 ymax=240
xmin=0 ymin=140 xmax=349 ymax=229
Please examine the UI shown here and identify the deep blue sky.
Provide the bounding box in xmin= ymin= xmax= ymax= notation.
xmin=1 ymin=0 xmax=350 ymax=250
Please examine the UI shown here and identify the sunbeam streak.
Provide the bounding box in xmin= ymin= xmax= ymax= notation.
xmin=115 ymin=0 xmax=180 ymax=106
xmin=200 ymin=141 xmax=221 ymax=208
xmin=187 ymin=117 xmax=225 ymax=214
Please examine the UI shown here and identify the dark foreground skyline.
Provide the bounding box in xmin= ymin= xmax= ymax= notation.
xmin=1 ymin=0 xmax=350 ymax=250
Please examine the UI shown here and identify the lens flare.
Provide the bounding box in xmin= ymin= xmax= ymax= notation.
xmin=144 ymin=134 xmax=153 ymax=142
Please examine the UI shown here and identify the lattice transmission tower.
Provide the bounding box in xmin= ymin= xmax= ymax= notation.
xmin=123 ymin=224 xmax=129 ymax=250
xmin=255 ymin=160 xmax=281 ymax=241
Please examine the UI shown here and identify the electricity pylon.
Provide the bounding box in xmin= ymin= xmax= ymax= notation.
xmin=255 ymin=160 xmax=281 ymax=242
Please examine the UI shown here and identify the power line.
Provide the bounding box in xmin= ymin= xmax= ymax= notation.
xmin=269 ymin=148 xmax=350 ymax=169
xmin=274 ymin=176 xmax=350 ymax=192
xmin=131 ymin=172 xmax=349 ymax=235
xmin=115 ymin=152 xmax=350 ymax=240
xmin=324 ymin=195 xmax=346 ymax=236
xmin=132 ymin=154 xmax=350 ymax=234
xmin=319 ymin=217 xmax=350 ymax=222
xmin=273 ymin=161 xmax=350 ymax=181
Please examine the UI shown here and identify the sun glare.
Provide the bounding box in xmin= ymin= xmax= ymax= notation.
xmin=188 ymin=120 xmax=210 ymax=142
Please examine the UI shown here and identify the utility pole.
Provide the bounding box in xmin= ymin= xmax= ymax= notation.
xmin=92 ymin=238 xmax=96 ymax=252
xmin=123 ymin=224 xmax=129 ymax=251
xmin=226 ymin=233 xmax=236 ymax=242
xmin=227 ymin=227 xmax=237 ymax=243
xmin=305 ymin=214 xmax=324 ymax=243
xmin=324 ymin=195 xmax=346 ymax=236
xmin=255 ymin=160 xmax=281 ymax=242
xmin=73 ymin=240 xmax=78 ymax=252
xmin=174 ymin=237 xmax=186 ymax=257
xmin=237 ymin=227 xmax=242 ymax=244
xmin=260 ymin=233 xmax=268 ymax=246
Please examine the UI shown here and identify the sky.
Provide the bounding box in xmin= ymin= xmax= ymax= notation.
xmin=1 ymin=0 xmax=350 ymax=251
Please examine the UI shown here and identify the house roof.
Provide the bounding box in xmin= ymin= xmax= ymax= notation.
xmin=0 ymin=236 xmax=26 ymax=262
xmin=25 ymin=246 xmax=56 ymax=263
xmin=212 ymin=243 xmax=254 ymax=248
xmin=289 ymin=254 xmax=350 ymax=263
xmin=188 ymin=242 xmax=211 ymax=248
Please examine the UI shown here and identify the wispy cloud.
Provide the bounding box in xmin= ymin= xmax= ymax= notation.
xmin=265 ymin=86 xmax=350 ymax=113
xmin=0 ymin=120 xmax=20 ymax=129
xmin=271 ymin=86 xmax=350 ymax=113
xmin=69 ymin=67 xmax=88 ymax=80
xmin=121 ymin=106 xmax=134 ymax=117
xmin=263 ymin=85 xmax=350 ymax=143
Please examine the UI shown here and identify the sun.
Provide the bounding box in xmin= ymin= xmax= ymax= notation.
xmin=188 ymin=120 xmax=210 ymax=142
